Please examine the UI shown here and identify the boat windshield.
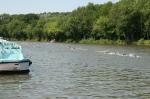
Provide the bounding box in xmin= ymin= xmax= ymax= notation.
xmin=0 ymin=39 xmax=24 ymax=61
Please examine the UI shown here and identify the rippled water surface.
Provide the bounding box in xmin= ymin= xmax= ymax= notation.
xmin=0 ymin=42 xmax=150 ymax=99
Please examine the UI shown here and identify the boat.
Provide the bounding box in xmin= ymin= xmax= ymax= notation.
xmin=0 ymin=38 xmax=32 ymax=73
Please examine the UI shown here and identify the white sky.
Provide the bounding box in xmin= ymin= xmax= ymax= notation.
xmin=0 ymin=0 xmax=119 ymax=14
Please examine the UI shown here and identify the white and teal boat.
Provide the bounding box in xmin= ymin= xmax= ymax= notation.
xmin=0 ymin=38 xmax=32 ymax=73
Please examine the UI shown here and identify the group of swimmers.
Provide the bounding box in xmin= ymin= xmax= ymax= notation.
xmin=67 ymin=46 xmax=141 ymax=58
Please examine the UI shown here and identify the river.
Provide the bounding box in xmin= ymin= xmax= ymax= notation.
xmin=0 ymin=42 xmax=150 ymax=99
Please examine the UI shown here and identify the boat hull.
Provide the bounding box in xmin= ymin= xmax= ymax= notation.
xmin=0 ymin=59 xmax=32 ymax=73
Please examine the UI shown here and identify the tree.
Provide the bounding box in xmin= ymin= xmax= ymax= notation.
xmin=92 ymin=16 xmax=116 ymax=40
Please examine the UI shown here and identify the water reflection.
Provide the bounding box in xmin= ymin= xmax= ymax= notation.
xmin=0 ymin=74 xmax=31 ymax=83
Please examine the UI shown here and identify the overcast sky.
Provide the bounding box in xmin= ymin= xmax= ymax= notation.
xmin=0 ymin=0 xmax=119 ymax=14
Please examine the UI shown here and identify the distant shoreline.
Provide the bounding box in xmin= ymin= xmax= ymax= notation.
xmin=11 ymin=39 xmax=150 ymax=47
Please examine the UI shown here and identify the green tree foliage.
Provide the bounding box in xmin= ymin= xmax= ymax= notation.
xmin=0 ymin=0 xmax=150 ymax=42
xmin=64 ymin=3 xmax=100 ymax=41
xmin=92 ymin=16 xmax=116 ymax=40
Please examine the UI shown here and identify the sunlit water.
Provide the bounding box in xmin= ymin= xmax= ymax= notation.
xmin=0 ymin=42 xmax=150 ymax=99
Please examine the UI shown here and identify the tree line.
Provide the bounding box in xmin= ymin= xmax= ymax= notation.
xmin=0 ymin=0 xmax=150 ymax=43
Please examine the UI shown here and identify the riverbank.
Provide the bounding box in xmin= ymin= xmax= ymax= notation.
xmin=9 ymin=38 xmax=150 ymax=46
xmin=79 ymin=39 xmax=126 ymax=45
xmin=78 ymin=39 xmax=150 ymax=46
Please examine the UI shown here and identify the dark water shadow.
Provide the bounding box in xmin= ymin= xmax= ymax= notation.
xmin=0 ymin=73 xmax=31 ymax=84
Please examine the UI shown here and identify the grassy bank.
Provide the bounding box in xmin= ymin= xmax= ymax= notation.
xmin=79 ymin=39 xmax=127 ymax=45
xmin=136 ymin=39 xmax=150 ymax=46
xmin=9 ymin=38 xmax=150 ymax=46
xmin=78 ymin=38 xmax=150 ymax=46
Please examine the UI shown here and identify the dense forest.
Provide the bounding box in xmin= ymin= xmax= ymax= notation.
xmin=0 ymin=0 xmax=150 ymax=45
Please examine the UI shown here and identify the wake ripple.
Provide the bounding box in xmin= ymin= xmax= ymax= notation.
xmin=96 ymin=50 xmax=141 ymax=58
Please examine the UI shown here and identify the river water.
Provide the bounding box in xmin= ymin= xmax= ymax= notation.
xmin=0 ymin=42 xmax=150 ymax=99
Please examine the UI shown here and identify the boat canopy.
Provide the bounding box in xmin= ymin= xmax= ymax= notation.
xmin=0 ymin=39 xmax=24 ymax=61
